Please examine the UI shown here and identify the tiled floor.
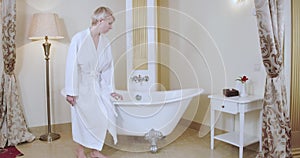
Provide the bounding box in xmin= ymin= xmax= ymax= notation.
xmin=17 ymin=123 xmax=259 ymax=158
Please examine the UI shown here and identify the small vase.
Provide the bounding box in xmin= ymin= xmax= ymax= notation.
xmin=239 ymin=83 xmax=247 ymax=97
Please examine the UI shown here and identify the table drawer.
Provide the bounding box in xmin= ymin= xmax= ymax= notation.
xmin=210 ymin=100 xmax=238 ymax=114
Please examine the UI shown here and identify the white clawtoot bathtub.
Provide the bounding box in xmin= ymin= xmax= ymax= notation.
xmin=113 ymin=88 xmax=203 ymax=152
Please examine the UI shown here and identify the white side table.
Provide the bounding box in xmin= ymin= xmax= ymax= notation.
xmin=209 ymin=95 xmax=263 ymax=158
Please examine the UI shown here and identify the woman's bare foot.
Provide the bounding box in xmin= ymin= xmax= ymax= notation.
xmin=76 ymin=145 xmax=87 ymax=158
xmin=89 ymin=149 xmax=108 ymax=158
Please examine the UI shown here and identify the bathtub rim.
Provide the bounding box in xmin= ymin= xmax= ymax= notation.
xmin=112 ymin=88 xmax=204 ymax=105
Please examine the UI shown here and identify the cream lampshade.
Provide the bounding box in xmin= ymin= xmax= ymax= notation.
xmin=28 ymin=12 xmax=64 ymax=142
xmin=29 ymin=13 xmax=63 ymax=40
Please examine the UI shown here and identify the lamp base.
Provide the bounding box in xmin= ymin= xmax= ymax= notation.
xmin=39 ymin=132 xmax=60 ymax=142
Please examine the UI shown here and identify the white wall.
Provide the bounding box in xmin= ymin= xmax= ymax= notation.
xmin=167 ymin=0 xmax=265 ymax=96
xmin=285 ymin=0 xmax=291 ymax=114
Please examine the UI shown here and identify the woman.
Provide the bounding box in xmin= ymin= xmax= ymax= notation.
xmin=62 ymin=6 xmax=122 ymax=158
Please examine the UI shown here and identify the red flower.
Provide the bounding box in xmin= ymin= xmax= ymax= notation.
xmin=236 ymin=75 xmax=248 ymax=83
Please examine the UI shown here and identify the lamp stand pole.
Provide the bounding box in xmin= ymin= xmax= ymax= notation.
xmin=39 ymin=36 xmax=60 ymax=142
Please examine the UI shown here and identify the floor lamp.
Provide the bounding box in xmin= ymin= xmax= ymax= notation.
xmin=28 ymin=13 xmax=64 ymax=142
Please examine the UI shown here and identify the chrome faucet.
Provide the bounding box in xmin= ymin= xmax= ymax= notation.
xmin=131 ymin=75 xmax=149 ymax=83
xmin=135 ymin=94 xmax=142 ymax=101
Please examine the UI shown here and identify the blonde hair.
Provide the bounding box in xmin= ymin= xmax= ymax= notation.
xmin=91 ymin=6 xmax=115 ymax=26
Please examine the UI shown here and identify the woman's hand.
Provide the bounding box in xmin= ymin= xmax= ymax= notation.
xmin=66 ymin=95 xmax=76 ymax=106
xmin=111 ymin=92 xmax=123 ymax=100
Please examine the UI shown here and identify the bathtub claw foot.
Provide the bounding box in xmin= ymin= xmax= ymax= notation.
xmin=144 ymin=129 xmax=163 ymax=153
xmin=150 ymin=145 xmax=158 ymax=153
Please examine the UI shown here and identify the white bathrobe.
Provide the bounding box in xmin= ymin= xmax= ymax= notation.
xmin=62 ymin=29 xmax=117 ymax=150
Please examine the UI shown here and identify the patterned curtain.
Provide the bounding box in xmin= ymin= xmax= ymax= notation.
xmin=254 ymin=0 xmax=292 ymax=157
xmin=0 ymin=0 xmax=35 ymax=148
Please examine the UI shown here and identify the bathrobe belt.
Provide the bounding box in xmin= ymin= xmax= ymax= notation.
xmin=83 ymin=70 xmax=102 ymax=82
xmin=82 ymin=70 xmax=118 ymax=117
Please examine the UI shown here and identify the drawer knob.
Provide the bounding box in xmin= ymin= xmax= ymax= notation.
xmin=221 ymin=105 xmax=225 ymax=108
